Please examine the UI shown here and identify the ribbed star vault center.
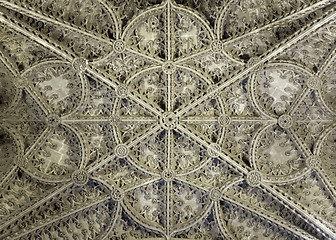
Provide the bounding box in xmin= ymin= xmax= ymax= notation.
xmin=0 ymin=0 xmax=335 ymax=239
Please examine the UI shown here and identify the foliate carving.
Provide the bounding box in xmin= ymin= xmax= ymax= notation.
xmin=95 ymin=157 xmax=153 ymax=190
xmin=0 ymin=72 xmax=18 ymax=113
xmin=246 ymin=170 xmax=262 ymax=187
xmin=319 ymin=128 xmax=336 ymax=186
xmin=275 ymin=17 xmax=336 ymax=72
xmin=278 ymin=172 xmax=336 ymax=227
xmin=170 ymin=132 xmax=206 ymax=173
xmin=123 ymin=10 xmax=166 ymax=59
xmin=254 ymin=125 xmax=305 ymax=179
xmin=173 ymin=6 xmax=213 ymax=58
xmin=278 ymin=114 xmax=293 ymax=129
xmin=127 ymin=69 xmax=165 ymax=108
xmin=22 ymin=61 xmax=84 ymax=116
xmin=0 ymin=23 xmax=59 ymax=72
xmin=254 ymin=64 xmax=306 ymax=115
xmin=114 ymin=144 xmax=129 ymax=158
xmin=0 ymin=127 xmax=20 ymax=179
xmin=71 ymin=169 xmax=89 ymax=186
xmin=127 ymin=131 xmax=166 ymax=174
xmin=1 ymin=0 xmax=335 ymax=239
xmin=23 ymin=124 xmax=84 ymax=181
xmin=0 ymin=171 xmax=59 ymax=222
xmin=319 ymin=71 xmax=336 ymax=114
xmin=223 ymin=182 xmax=327 ymax=239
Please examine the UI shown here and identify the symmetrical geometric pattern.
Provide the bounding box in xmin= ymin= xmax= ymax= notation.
xmin=0 ymin=0 xmax=335 ymax=239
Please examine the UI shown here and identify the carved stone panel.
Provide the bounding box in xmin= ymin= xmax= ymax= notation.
xmin=0 ymin=0 xmax=335 ymax=239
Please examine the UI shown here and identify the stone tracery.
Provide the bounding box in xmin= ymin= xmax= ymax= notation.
xmin=0 ymin=0 xmax=335 ymax=239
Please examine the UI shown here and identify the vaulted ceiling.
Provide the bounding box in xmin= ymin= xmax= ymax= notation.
xmin=0 ymin=0 xmax=336 ymax=239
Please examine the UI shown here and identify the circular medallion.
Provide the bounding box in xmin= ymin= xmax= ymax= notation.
xmin=111 ymin=187 xmax=124 ymax=201
xmin=278 ymin=114 xmax=293 ymax=129
xmin=218 ymin=114 xmax=231 ymax=126
xmin=116 ymin=84 xmax=129 ymax=98
xmin=246 ymin=170 xmax=262 ymax=187
xmin=72 ymin=57 xmax=88 ymax=72
xmin=209 ymin=188 xmax=222 ymax=201
xmin=3 ymin=1 xmax=334 ymax=237
xmin=162 ymin=61 xmax=176 ymax=74
xmin=46 ymin=113 xmax=61 ymax=127
xmin=211 ymin=40 xmax=223 ymax=53
xmin=306 ymin=76 xmax=321 ymax=90
xmin=115 ymin=144 xmax=129 ymax=158
xmin=71 ymin=169 xmax=89 ymax=186
xmin=306 ymin=155 xmax=321 ymax=169
xmin=113 ymin=40 xmax=126 ymax=53
xmin=160 ymin=112 xmax=179 ymax=129
xmin=162 ymin=168 xmax=175 ymax=182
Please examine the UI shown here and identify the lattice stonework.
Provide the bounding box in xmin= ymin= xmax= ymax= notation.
xmin=0 ymin=0 xmax=335 ymax=239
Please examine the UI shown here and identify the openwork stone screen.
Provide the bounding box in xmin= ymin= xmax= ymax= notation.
xmin=0 ymin=0 xmax=335 ymax=239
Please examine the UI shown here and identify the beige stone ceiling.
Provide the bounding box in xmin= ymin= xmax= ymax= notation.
xmin=0 ymin=0 xmax=336 ymax=239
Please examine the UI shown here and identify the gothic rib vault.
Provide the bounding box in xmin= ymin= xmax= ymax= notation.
xmin=0 ymin=0 xmax=336 ymax=239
